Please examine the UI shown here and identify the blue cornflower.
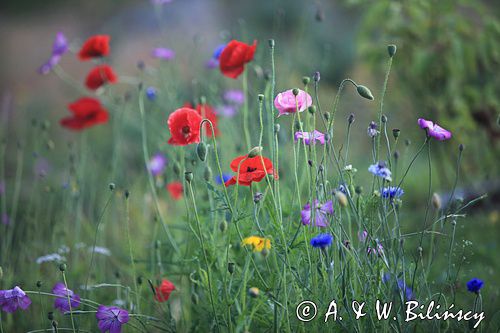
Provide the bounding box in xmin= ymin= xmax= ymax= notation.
xmin=146 ymin=87 xmax=157 ymax=101
xmin=466 ymin=278 xmax=484 ymax=293
xmin=368 ymin=162 xmax=392 ymax=181
xmin=215 ymin=173 xmax=232 ymax=185
xmin=381 ymin=186 xmax=404 ymax=199
xmin=310 ymin=233 xmax=333 ymax=249
xmin=213 ymin=44 xmax=226 ymax=59
xmin=397 ymin=279 xmax=414 ymax=300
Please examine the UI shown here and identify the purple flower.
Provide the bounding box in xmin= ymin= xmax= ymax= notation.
xmin=418 ymin=118 xmax=452 ymax=141
xmin=1 ymin=213 xmax=9 ymax=226
xmin=274 ymin=89 xmax=313 ymax=116
xmin=358 ymin=230 xmax=368 ymax=242
xmin=381 ymin=186 xmax=404 ymax=199
xmin=367 ymin=242 xmax=384 ymax=256
xmin=39 ymin=32 xmax=68 ymax=75
xmin=215 ymin=105 xmax=237 ymax=117
xmin=146 ymin=87 xmax=157 ymax=101
xmin=368 ymin=162 xmax=392 ymax=182
xmin=148 ymin=153 xmax=167 ymax=176
xmin=0 ymin=181 xmax=5 ymax=195
xmin=397 ymin=279 xmax=414 ymax=300
xmin=96 ymin=305 xmax=129 ymax=333
xmin=0 ymin=286 xmax=31 ymax=313
xmin=205 ymin=58 xmax=219 ymax=69
xmin=151 ymin=48 xmax=175 ymax=61
xmin=151 ymin=0 xmax=173 ymax=4
xmin=223 ymin=89 xmax=244 ymax=105
xmin=206 ymin=44 xmax=226 ymax=69
xmin=294 ymin=130 xmax=326 ymax=145
xmin=301 ymin=200 xmax=334 ymax=228
xmin=367 ymin=121 xmax=379 ymax=137
xmin=215 ymin=173 xmax=232 ymax=185
xmin=466 ymin=278 xmax=484 ymax=294
xmin=310 ymin=233 xmax=333 ymax=248
xmin=52 ymin=282 xmax=80 ymax=313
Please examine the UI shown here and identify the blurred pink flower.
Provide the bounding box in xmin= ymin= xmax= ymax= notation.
xmin=151 ymin=48 xmax=175 ymax=60
xmin=274 ymin=89 xmax=312 ymax=116
xmin=417 ymin=118 xmax=452 ymax=141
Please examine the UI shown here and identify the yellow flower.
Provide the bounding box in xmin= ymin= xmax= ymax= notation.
xmin=242 ymin=236 xmax=271 ymax=252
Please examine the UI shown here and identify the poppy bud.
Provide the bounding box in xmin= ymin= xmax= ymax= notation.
xmin=392 ymin=128 xmax=400 ymax=139
xmin=323 ymin=112 xmax=330 ymax=121
xmin=268 ymin=39 xmax=275 ymax=48
xmin=219 ymin=220 xmax=227 ymax=233
xmin=59 ymin=263 xmax=66 ymax=272
xmin=248 ymin=287 xmax=260 ymax=298
xmin=294 ymin=120 xmax=303 ymax=131
xmin=204 ymin=166 xmax=212 ymax=182
xmin=308 ymin=105 xmax=316 ymax=114
xmin=308 ymin=159 xmax=313 ymax=167
xmin=36 ymin=280 xmax=42 ymax=288
xmin=302 ymin=76 xmax=310 ymax=85
xmin=334 ymin=190 xmax=348 ymax=207
xmin=248 ymin=146 xmax=263 ymax=158
xmin=125 ymin=190 xmax=130 ymax=199
xmin=191 ymin=292 xmax=199 ymax=305
xmin=348 ymin=113 xmax=355 ymax=124
xmin=115 ymin=271 xmax=121 ymax=279
xmin=355 ymin=186 xmax=363 ymax=194
xmin=393 ymin=151 xmax=400 ymax=160
xmin=313 ymin=71 xmax=321 ymax=82
xmin=48 ymin=312 xmax=54 ymax=321
xmin=274 ymin=124 xmax=280 ymax=133
xmin=228 ymin=262 xmax=235 ymax=274
xmin=258 ymin=94 xmax=264 ymax=102
xmin=292 ymin=88 xmax=299 ymax=96
xmin=173 ymin=162 xmax=181 ymax=176
xmin=318 ymin=164 xmax=324 ymax=172
xmin=459 ymin=144 xmax=464 ymax=152
xmin=109 ymin=183 xmax=115 ymax=191
xmin=196 ymin=142 xmax=207 ymax=161
xmin=137 ymin=276 xmax=143 ymax=285
xmin=387 ymin=44 xmax=397 ymax=58
xmin=381 ymin=114 xmax=387 ymax=123
xmin=253 ymin=192 xmax=264 ymax=203
xmin=46 ymin=140 xmax=55 ymax=150
xmin=432 ymin=193 xmax=442 ymax=210
xmin=356 ymin=85 xmax=374 ymax=100
xmin=184 ymin=171 xmax=193 ymax=183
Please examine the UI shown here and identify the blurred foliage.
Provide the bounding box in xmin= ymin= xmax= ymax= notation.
xmin=346 ymin=0 xmax=500 ymax=144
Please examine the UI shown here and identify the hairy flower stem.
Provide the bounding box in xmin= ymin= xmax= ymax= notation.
xmin=138 ymin=91 xmax=179 ymax=253
xmin=376 ymin=56 xmax=393 ymax=162
xmin=187 ymin=181 xmax=220 ymax=332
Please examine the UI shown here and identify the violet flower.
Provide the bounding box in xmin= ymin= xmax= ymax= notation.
xmin=310 ymin=233 xmax=333 ymax=248
xmin=148 ymin=153 xmax=167 ymax=176
xmin=0 ymin=286 xmax=31 ymax=313
xmin=417 ymin=118 xmax=452 ymax=141
xmin=215 ymin=105 xmax=237 ymax=117
xmin=223 ymin=89 xmax=244 ymax=105
xmin=368 ymin=162 xmax=392 ymax=182
xmin=358 ymin=230 xmax=368 ymax=242
xmin=96 ymin=305 xmax=129 ymax=333
xmin=39 ymin=32 xmax=68 ymax=75
xmin=381 ymin=186 xmax=404 ymax=199
xmin=301 ymin=200 xmax=334 ymax=227
xmin=52 ymin=282 xmax=80 ymax=313
xmin=367 ymin=121 xmax=379 ymax=137
xmin=274 ymin=89 xmax=312 ymax=116
xmin=151 ymin=48 xmax=175 ymax=60
xmin=294 ymin=130 xmax=326 ymax=145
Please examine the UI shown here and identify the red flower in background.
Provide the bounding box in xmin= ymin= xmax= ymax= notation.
xmin=166 ymin=181 xmax=183 ymax=200
xmin=85 ymin=65 xmax=118 ymax=90
xmin=184 ymin=102 xmax=219 ymax=137
xmin=78 ymin=35 xmax=110 ymax=60
xmin=225 ymin=155 xmax=276 ymax=187
xmin=60 ymin=97 xmax=109 ymax=130
xmin=167 ymin=107 xmax=203 ymax=145
xmin=155 ymin=279 xmax=176 ymax=302
xmin=219 ymin=40 xmax=257 ymax=79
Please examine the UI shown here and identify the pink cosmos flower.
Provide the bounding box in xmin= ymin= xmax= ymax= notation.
xmin=151 ymin=48 xmax=175 ymax=60
xmin=274 ymin=89 xmax=312 ymax=116
xmin=294 ymin=130 xmax=326 ymax=145
xmin=417 ymin=118 xmax=452 ymax=141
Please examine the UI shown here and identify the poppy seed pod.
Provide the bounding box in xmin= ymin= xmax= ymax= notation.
xmin=302 ymin=76 xmax=310 ymax=85
xmin=388 ymin=44 xmax=397 ymax=58
xmin=348 ymin=113 xmax=355 ymax=124
xmin=196 ymin=142 xmax=207 ymax=161
xmin=268 ymin=39 xmax=275 ymax=48
xmin=356 ymin=85 xmax=374 ymax=100
xmin=308 ymin=105 xmax=316 ymax=114
xmin=247 ymin=146 xmax=263 ymax=158
xmin=184 ymin=171 xmax=193 ymax=183
xmin=59 ymin=263 xmax=66 ymax=272
xmin=392 ymin=128 xmax=400 ymax=139
xmin=258 ymin=94 xmax=264 ymax=102
xmin=432 ymin=193 xmax=442 ymax=210
xmin=109 ymin=183 xmax=115 ymax=191
xmin=292 ymin=88 xmax=299 ymax=96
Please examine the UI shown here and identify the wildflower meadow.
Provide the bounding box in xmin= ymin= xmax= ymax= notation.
xmin=0 ymin=0 xmax=499 ymax=332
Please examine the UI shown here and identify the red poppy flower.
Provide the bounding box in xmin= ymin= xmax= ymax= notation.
xmin=166 ymin=181 xmax=183 ymax=200
xmin=78 ymin=35 xmax=110 ymax=61
xmin=154 ymin=279 xmax=176 ymax=302
xmin=184 ymin=102 xmax=219 ymax=137
xmin=85 ymin=65 xmax=118 ymax=90
xmin=60 ymin=97 xmax=109 ymax=131
xmin=219 ymin=40 xmax=257 ymax=79
xmin=225 ymin=155 xmax=276 ymax=187
xmin=167 ymin=107 xmax=203 ymax=146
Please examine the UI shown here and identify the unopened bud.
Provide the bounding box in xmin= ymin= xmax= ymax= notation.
xmin=36 ymin=280 xmax=42 ymax=288
xmin=432 ymin=193 xmax=442 ymax=210
xmin=356 ymin=85 xmax=374 ymax=100
xmin=196 ymin=142 xmax=207 ymax=161
xmin=308 ymin=160 xmax=313 ymax=167
xmin=248 ymin=146 xmax=263 ymax=158
xmin=268 ymin=39 xmax=275 ymax=48
xmin=405 ymin=139 xmax=411 ymax=146
xmin=381 ymin=114 xmax=387 ymax=123
xmin=184 ymin=171 xmax=193 ymax=183
xmin=308 ymin=105 xmax=316 ymax=114
xmin=204 ymin=166 xmax=212 ymax=182
xmin=261 ymin=248 xmax=269 ymax=257
xmin=125 ymin=190 xmax=130 ymax=199
xmin=48 ymin=312 xmax=54 ymax=321
xmin=253 ymin=192 xmax=264 ymax=203
xmin=348 ymin=113 xmax=355 ymax=124
xmin=109 ymin=183 xmax=115 ymax=191
xmin=219 ymin=220 xmax=228 ymax=233
xmin=302 ymin=76 xmax=310 ymax=85
xmin=313 ymin=71 xmax=321 ymax=82
xmin=274 ymin=124 xmax=280 ymax=133
xmin=228 ymin=262 xmax=235 ymax=274
xmin=292 ymin=88 xmax=299 ymax=96
xmin=392 ymin=128 xmax=400 ymax=139
xmin=335 ymin=190 xmax=348 ymax=207
xmin=459 ymin=144 xmax=464 ymax=152
xmin=323 ymin=112 xmax=330 ymax=121
xmin=388 ymin=44 xmax=397 ymax=58
xmin=59 ymin=263 xmax=66 ymax=272
xmin=248 ymin=287 xmax=260 ymax=298
xmin=294 ymin=120 xmax=303 ymax=131
xmin=258 ymin=94 xmax=264 ymax=102
xmin=355 ymin=186 xmax=363 ymax=195
xmin=173 ymin=162 xmax=181 ymax=176
xmin=393 ymin=151 xmax=400 ymax=160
